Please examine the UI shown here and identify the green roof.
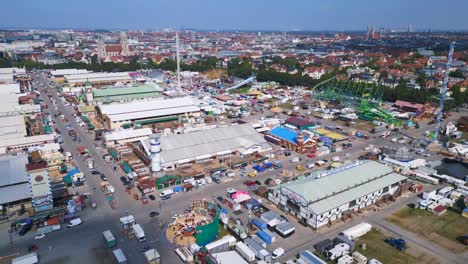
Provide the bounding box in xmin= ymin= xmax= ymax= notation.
xmin=92 ymin=84 xmax=161 ymax=99
xmin=277 ymin=161 xmax=407 ymax=214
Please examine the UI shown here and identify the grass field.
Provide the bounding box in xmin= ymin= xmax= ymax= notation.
xmin=355 ymin=228 xmax=441 ymax=264
xmin=386 ymin=207 xmax=468 ymax=253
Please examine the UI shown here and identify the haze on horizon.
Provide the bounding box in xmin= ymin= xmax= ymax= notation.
xmin=1 ymin=0 xmax=467 ymax=31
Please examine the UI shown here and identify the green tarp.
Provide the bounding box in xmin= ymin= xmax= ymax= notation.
xmin=134 ymin=116 xmax=178 ymax=125
xmin=109 ymin=149 xmax=118 ymax=159
xmin=120 ymin=162 xmax=132 ymax=173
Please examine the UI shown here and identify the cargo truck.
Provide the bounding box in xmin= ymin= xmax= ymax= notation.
xmin=132 ymin=224 xmax=146 ymax=242
xmin=103 ymin=230 xmax=116 ymax=248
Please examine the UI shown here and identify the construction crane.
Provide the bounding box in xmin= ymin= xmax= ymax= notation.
xmin=433 ymin=40 xmax=455 ymax=143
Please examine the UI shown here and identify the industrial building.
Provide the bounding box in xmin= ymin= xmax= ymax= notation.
xmin=84 ymin=84 xmax=162 ymax=103
xmin=50 ymin=69 xmax=91 ymax=83
xmin=155 ymin=124 xmax=272 ymax=171
xmin=0 ymin=154 xmax=31 ymax=214
xmin=269 ymin=161 xmax=407 ymax=229
xmin=97 ymin=96 xmax=201 ymax=130
xmin=0 ymin=115 xmax=27 ymax=140
xmin=0 ymin=83 xmax=41 ymax=116
xmin=285 ymin=117 xmax=316 ymax=131
xmin=266 ymin=126 xmax=317 ymax=153
xmin=0 ymin=134 xmax=56 ymax=154
xmin=64 ymin=72 xmax=132 ymax=87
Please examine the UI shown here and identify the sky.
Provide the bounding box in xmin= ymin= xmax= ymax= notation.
xmin=1 ymin=0 xmax=467 ymax=31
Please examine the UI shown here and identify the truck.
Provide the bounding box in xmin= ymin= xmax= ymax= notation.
xmin=132 ymin=224 xmax=146 ymax=242
xmin=235 ymin=241 xmax=256 ymax=262
xmin=371 ymin=125 xmax=386 ymax=134
xmin=340 ymin=222 xmax=372 ymax=240
xmin=385 ymin=237 xmax=406 ymax=251
xmin=244 ymin=237 xmax=272 ymax=262
xmin=113 ymin=248 xmax=127 ymax=264
xmin=103 ymin=230 xmax=116 ymax=248
xmin=12 ymin=252 xmax=39 ymax=264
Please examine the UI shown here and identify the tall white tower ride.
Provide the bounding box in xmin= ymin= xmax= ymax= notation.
xmin=150 ymin=139 xmax=162 ymax=173
xmin=176 ymin=32 xmax=181 ymax=95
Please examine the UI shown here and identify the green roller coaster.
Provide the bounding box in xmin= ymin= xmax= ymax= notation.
xmin=312 ymin=77 xmax=402 ymax=124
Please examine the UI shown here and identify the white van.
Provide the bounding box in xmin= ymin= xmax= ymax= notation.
xmin=67 ymin=218 xmax=82 ymax=228
xmin=160 ymin=189 xmax=174 ymax=197
xmin=307 ymin=163 xmax=315 ymax=169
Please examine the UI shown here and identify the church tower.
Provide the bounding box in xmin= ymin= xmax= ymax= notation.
xmin=120 ymin=32 xmax=130 ymax=56
xmin=97 ymin=36 xmax=106 ymax=63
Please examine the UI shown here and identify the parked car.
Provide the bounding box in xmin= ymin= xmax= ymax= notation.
xmin=216 ymin=196 xmax=224 ymax=202
xmin=100 ymin=174 xmax=108 ymax=181
xmin=91 ymin=170 xmax=100 ymax=175
xmin=244 ymin=180 xmax=256 ymax=187
xmin=255 ymin=180 xmax=261 ymax=185
xmin=148 ymin=195 xmax=155 ymax=200
xmin=19 ymin=224 xmax=32 ymax=236
xmin=35 ymin=233 xmax=46 ymax=240
xmin=67 ymin=218 xmax=82 ymax=228
xmin=120 ymin=176 xmax=129 ymax=185
xmin=272 ymin=247 xmax=285 ymax=259
xmin=149 ymin=211 xmax=159 ymax=217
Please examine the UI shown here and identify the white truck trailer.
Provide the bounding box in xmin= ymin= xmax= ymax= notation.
xmin=235 ymin=241 xmax=256 ymax=262
xmin=340 ymin=222 xmax=372 ymax=240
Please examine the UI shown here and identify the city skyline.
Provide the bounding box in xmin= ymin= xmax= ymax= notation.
xmin=1 ymin=0 xmax=468 ymax=31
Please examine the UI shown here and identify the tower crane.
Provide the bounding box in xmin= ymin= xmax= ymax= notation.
xmin=433 ymin=40 xmax=455 ymax=143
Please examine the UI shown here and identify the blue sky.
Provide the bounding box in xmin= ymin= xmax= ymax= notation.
xmin=1 ymin=0 xmax=467 ymax=31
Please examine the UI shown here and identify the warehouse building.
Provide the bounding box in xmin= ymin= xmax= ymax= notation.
xmin=50 ymin=69 xmax=91 ymax=83
xmin=156 ymin=124 xmax=272 ymax=171
xmin=0 ymin=83 xmax=41 ymax=116
xmin=0 ymin=154 xmax=31 ymax=214
xmin=65 ymin=72 xmax=132 ymax=87
xmin=97 ymin=96 xmax=201 ymax=130
xmin=84 ymin=83 xmax=162 ymax=103
xmin=269 ymin=161 xmax=407 ymax=229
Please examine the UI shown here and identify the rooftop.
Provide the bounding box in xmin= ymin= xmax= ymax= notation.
xmin=98 ymin=96 xmax=200 ymax=122
xmin=92 ymin=84 xmax=162 ymax=98
xmin=285 ymin=117 xmax=314 ymax=127
xmin=277 ymin=161 xmax=406 ymax=214
xmin=269 ymin=126 xmax=308 ymax=144
xmin=0 ymin=154 xmax=29 ymax=186
xmin=160 ymin=124 xmax=271 ymax=164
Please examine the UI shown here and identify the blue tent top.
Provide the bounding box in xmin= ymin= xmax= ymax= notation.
xmin=253 ymin=164 xmax=265 ymax=172
xmin=67 ymin=168 xmax=80 ymax=177
xmin=269 ymin=127 xmax=308 ymax=144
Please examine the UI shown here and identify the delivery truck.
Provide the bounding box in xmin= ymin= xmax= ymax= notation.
xmin=132 ymin=224 xmax=146 ymax=242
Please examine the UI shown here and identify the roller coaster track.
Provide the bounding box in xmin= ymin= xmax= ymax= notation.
xmin=226 ymin=75 xmax=256 ymax=91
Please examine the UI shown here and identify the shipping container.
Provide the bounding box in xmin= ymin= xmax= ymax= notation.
xmin=256 ymin=230 xmax=272 ymax=244
xmin=252 ymin=217 xmax=267 ymax=230
xmin=235 ymin=241 xmax=256 ymax=262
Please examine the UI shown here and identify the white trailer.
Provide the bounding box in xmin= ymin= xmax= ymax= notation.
xmin=235 ymin=241 xmax=256 ymax=262
xmin=12 ymin=252 xmax=39 ymax=264
xmin=340 ymin=222 xmax=372 ymax=240
xmin=132 ymin=224 xmax=146 ymax=242
xmin=338 ymin=254 xmax=353 ymax=264
xmin=205 ymin=235 xmax=236 ymax=253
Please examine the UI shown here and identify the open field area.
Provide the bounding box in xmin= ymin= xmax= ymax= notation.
xmin=386 ymin=207 xmax=468 ymax=254
xmin=355 ymin=228 xmax=443 ymax=264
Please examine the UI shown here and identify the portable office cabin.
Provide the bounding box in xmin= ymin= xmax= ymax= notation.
xmin=275 ymin=221 xmax=295 ymax=238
